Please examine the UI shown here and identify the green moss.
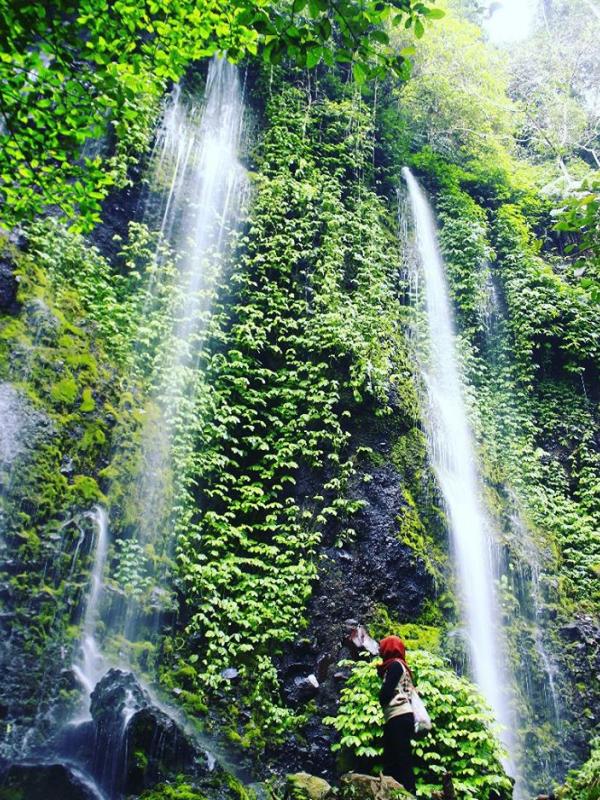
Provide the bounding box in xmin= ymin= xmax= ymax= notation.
xmin=50 ymin=374 xmax=79 ymax=405
xmin=68 ymin=475 xmax=104 ymax=504
xmin=0 ymin=788 xmax=24 ymax=800
xmin=390 ymin=427 xmax=427 ymax=480
xmin=139 ymin=781 xmax=207 ymax=800
xmin=79 ymin=387 xmax=95 ymax=411
xmin=368 ymin=605 xmax=442 ymax=654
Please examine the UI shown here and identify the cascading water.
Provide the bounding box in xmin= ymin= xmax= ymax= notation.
xmin=402 ymin=168 xmax=520 ymax=786
xmin=42 ymin=57 xmax=249 ymax=799
xmin=0 ymin=384 xmax=25 ymax=472
xmin=73 ymin=506 xmax=109 ymax=703
xmin=117 ymin=57 xmax=247 ymax=649
xmin=476 ymin=257 xmax=566 ymax=784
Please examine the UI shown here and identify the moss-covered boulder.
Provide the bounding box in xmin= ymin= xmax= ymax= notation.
xmin=0 ymin=763 xmax=99 ymax=800
xmin=340 ymin=773 xmax=414 ymax=800
xmin=287 ymin=772 xmax=332 ymax=800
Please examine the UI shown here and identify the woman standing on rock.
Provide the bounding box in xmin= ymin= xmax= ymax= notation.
xmin=378 ymin=635 xmax=417 ymax=795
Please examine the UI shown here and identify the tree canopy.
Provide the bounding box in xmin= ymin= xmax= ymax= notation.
xmin=0 ymin=0 xmax=443 ymax=230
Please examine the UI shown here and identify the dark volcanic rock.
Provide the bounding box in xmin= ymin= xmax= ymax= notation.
xmin=90 ymin=667 xmax=148 ymax=726
xmin=0 ymin=257 xmax=18 ymax=314
xmin=0 ymin=763 xmax=102 ymax=800
xmin=89 ymin=167 xmax=146 ymax=262
xmin=272 ymin=460 xmax=434 ymax=776
xmin=561 ymin=614 xmax=600 ymax=761
xmin=89 ymin=669 xmax=214 ymax=796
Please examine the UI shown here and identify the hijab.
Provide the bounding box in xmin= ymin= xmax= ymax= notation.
xmin=377 ymin=635 xmax=413 ymax=681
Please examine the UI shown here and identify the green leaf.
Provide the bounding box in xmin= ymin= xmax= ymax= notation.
xmin=352 ymin=61 xmax=368 ymax=84
xmin=306 ymin=46 xmax=323 ymax=68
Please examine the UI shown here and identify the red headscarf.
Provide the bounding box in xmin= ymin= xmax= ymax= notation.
xmin=377 ymin=635 xmax=413 ymax=681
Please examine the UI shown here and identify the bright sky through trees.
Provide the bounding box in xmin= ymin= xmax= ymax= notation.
xmin=484 ymin=0 xmax=537 ymax=43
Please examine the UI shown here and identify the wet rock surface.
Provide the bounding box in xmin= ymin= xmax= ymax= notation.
xmin=90 ymin=165 xmax=146 ymax=262
xmin=271 ymin=458 xmax=433 ymax=777
xmin=0 ymin=257 xmax=18 ymax=314
xmin=340 ymin=773 xmax=414 ymax=800
xmin=0 ymin=763 xmax=102 ymax=800
xmin=286 ymin=772 xmax=332 ymax=800
xmin=0 ymin=383 xmax=50 ymax=473
xmin=87 ymin=669 xmax=215 ymax=796
xmin=561 ymin=614 xmax=600 ymax=764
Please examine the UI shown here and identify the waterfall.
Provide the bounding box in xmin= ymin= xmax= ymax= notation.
xmin=402 ymin=168 xmax=520 ymax=783
xmin=110 ymin=56 xmax=247 ymax=650
xmin=508 ymin=505 xmax=561 ymax=723
xmin=0 ymin=383 xmax=25 ymax=471
xmin=73 ymin=506 xmax=109 ymax=702
xmin=44 ymin=63 xmax=249 ymax=797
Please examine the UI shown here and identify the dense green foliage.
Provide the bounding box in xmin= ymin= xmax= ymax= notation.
xmin=0 ymin=235 xmax=119 ymax=724
xmin=407 ymin=90 xmax=599 ymax=787
xmin=556 ymin=740 xmax=600 ymax=800
xmin=0 ymin=0 xmax=443 ymax=229
xmin=0 ymin=0 xmax=599 ymax=797
xmin=323 ymin=653 xmax=511 ymax=798
xmin=555 ymin=173 xmax=600 ymax=302
xmin=167 ymin=75 xmax=421 ymax=740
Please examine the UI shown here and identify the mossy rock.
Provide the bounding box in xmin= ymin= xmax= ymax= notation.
xmin=138 ymin=781 xmax=208 ymax=800
xmin=287 ymin=773 xmax=332 ymax=800
xmin=339 ymin=773 xmax=414 ymax=800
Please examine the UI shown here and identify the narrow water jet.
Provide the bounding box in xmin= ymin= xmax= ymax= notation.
xmin=73 ymin=506 xmax=109 ymax=704
xmin=402 ymin=168 xmax=520 ymax=788
xmin=508 ymin=506 xmax=561 ymax=725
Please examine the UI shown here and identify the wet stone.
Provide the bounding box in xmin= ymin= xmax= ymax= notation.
xmin=340 ymin=773 xmax=414 ymax=800
xmin=286 ymin=772 xmax=332 ymax=800
xmin=0 ymin=257 xmax=18 ymax=314
xmin=0 ymin=763 xmax=102 ymax=800
xmin=84 ymin=669 xmax=216 ymax=797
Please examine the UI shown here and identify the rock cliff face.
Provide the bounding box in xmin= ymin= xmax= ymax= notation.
xmin=0 ymin=52 xmax=598 ymax=800
xmin=273 ymin=459 xmax=434 ymax=776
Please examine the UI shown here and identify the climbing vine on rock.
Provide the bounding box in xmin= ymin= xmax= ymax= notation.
xmin=167 ymin=76 xmax=418 ymax=741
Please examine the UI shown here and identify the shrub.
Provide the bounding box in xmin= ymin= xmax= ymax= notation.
xmin=324 ymin=652 xmax=512 ymax=799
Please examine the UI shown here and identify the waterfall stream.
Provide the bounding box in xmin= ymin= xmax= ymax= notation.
xmin=402 ymin=168 xmax=521 ymax=788
xmin=125 ymin=57 xmax=246 ymax=637
xmin=44 ymin=57 xmax=249 ymax=799
xmin=73 ymin=506 xmax=109 ymax=703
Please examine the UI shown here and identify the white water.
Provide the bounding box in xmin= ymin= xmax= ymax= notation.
xmin=73 ymin=506 xmax=109 ymax=701
xmin=151 ymin=55 xmax=246 ymax=365
xmin=0 ymin=383 xmax=25 ymax=470
xmin=509 ymin=506 xmax=561 ymax=723
xmin=402 ymin=169 xmax=518 ymax=778
xmin=135 ymin=57 xmax=246 ymax=547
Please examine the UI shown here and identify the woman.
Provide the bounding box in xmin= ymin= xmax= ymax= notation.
xmin=378 ymin=635 xmax=417 ymax=794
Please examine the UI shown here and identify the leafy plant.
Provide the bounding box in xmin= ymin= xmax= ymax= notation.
xmin=323 ymin=653 xmax=512 ymax=799
xmin=0 ymin=0 xmax=443 ymax=229
xmin=556 ymin=739 xmax=600 ymax=800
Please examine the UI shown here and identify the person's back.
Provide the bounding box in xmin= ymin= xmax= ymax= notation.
xmin=377 ymin=636 xmax=416 ymax=795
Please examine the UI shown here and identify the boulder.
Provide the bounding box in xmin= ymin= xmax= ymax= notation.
xmin=88 ymin=669 xmax=215 ymax=796
xmin=0 ymin=763 xmax=103 ymax=800
xmin=340 ymin=773 xmax=414 ymax=800
xmin=287 ymin=772 xmax=332 ymax=800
